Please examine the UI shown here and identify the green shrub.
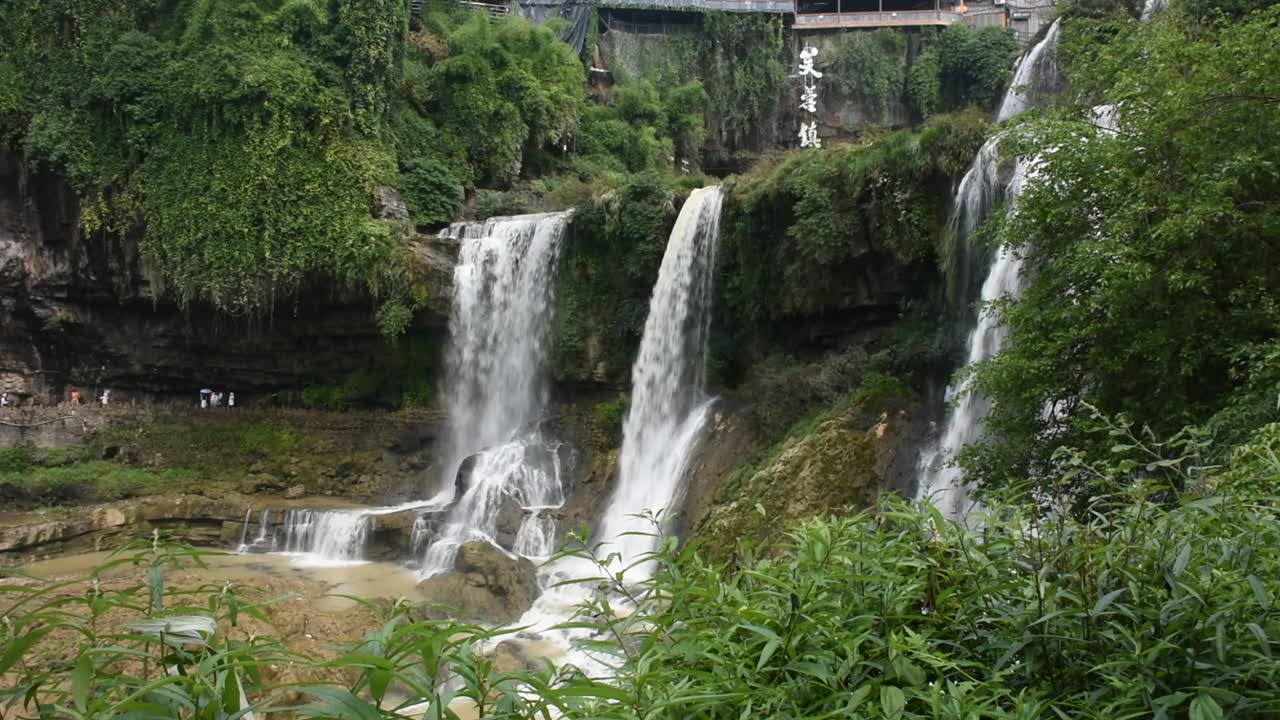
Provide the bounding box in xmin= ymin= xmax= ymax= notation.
xmin=907 ymin=45 xmax=942 ymax=119
xmin=0 ymin=445 xmax=35 ymax=474
xmin=592 ymin=394 xmax=629 ymax=443
xmin=399 ymin=155 xmax=463 ymax=226
xmin=938 ymin=24 xmax=1019 ymax=109
xmin=301 ymin=385 xmax=346 ymax=410
xmin=41 ymin=447 xmax=93 ymax=467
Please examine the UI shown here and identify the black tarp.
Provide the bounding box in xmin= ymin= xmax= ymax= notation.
xmin=514 ymin=0 xmax=591 ymax=55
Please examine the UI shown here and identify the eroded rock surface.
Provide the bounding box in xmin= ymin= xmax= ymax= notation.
xmin=0 ymin=152 xmax=451 ymax=405
xmin=696 ymin=398 xmax=920 ymax=563
xmin=415 ymin=540 xmax=540 ymax=625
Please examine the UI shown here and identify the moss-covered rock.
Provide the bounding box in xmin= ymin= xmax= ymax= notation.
xmin=695 ymin=395 xmax=912 ymax=563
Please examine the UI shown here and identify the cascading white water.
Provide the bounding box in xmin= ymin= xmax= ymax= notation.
xmin=918 ymin=161 xmax=1031 ymax=518
xmin=513 ymin=510 xmax=557 ymax=559
xmin=420 ymin=212 xmax=570 ymax=576
xmin=1141 ymin=0 xmax=1168 ymax=22
xmin=279 ymin=509 xmax=372 ymax=566
xmin=594 ymin=186 xmax=722 ymax=578
xmin=997 ymin=19 xmax=1063 ymax=123
xmin=919 ymin=22 xmax=1069 ymax=519
xmin=437 ymin=212 xmax=570 ymax=485
xmin=236 ymin=509 xmax=253 ymax=552
xmin=234 ymin=508 xmax=372 ymax=565
xmin=420 ymin=435 xmax=564 ymax=575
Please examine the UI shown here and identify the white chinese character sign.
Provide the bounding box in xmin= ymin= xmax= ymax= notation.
xmin=798 ymin=45 xmax=822 ymax=149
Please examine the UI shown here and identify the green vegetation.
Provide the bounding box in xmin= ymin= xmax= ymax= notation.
xmin=716 ymin=111 xmax=988 ymax=381
xmin=826 ymin=30 xmax=908 ymax=125
xmin=592 ymin=393 xmax=630 ymax=445
xmin=0 ymin=2 xmax=586 ymax=338
xmin=965 ymin=6 xmax=1280 ymax=491
xmin=700 ymin=13 xmax=788 ymax=151
xmin=6 ymin=421 xmax=1279 ymax=718
xmin=905 ymin=24 xmax=1019 ymax=120
xmin=551 ymin=172 xmax=682 ymax=381
xmin=1 ymin=461 xmax=198 ymax=505
xmin=1 ymin=445 xmax=198 ymax=506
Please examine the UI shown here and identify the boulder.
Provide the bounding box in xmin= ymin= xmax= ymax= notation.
xmin=373 ymin=186 xmax=409 ymax=220
xmin=284 ymin=484 xmax=306 ymax=499
xmin=490 ymin=639 xmax=543 ymax=674
xmin=696 ymin=398 xmax=916 ymax=564
xmin=493 ymin=494 xmax=524 ymax=550
xmin=454 ymin=454 xmax=478 ymax=499
xmin=415 ymin=541 xmax=540 ymax=625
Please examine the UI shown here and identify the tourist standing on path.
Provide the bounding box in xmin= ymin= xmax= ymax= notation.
xmin=0 ymin=392 xmax=8 ymax=408
xmin=228 ymin=391 xmax=235 ymax=409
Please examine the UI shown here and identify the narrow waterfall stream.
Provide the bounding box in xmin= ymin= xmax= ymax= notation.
xmin=997 ymin=19 xmax=1062 ymax=123
xmin=595 ymin=185 xmax=723 ymax=577
xmin=419 ymin=211 xmax=571 ymax=576
xmin=917 ymin=160 xmax=1031 ymax=518
xmin=917 ymin=24 xmax=1064 ymax=520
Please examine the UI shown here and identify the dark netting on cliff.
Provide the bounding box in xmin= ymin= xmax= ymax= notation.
xmin=514 ymin=0 xmax=590 ymax=54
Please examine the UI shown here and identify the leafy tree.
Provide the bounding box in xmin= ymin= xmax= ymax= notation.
xmin=399 ymin=156 xmax=463 ymax=227
xmin=938 ymin=24 xmax=1020 ymax=109
xmin=425 ymin=13 xmax=583 ymax=188
xmin=967 ymin=8 xmax=1280 ymax=486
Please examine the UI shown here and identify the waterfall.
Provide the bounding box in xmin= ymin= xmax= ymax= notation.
xmin=279 ymin=509 xmax=373 ymax=566
xmin=919 ymin=21 xmax=1069 ymax=519
xmin=944 ymin=135 xmax=1006 ymax=305
xmin=437 ymin=212 xmax=570 ymax=486
xmin=233 ymin=508 xmax=372 ymax=565
xmin=918 ymin=160 xmax=1031 ymax=518
xmin=1141 ymin=0 xmax=1168 ymax=22
xmin=236 ymin=509 xmax=252 ymax=552
xmin=997 ymin=19 xmax=1063 ymax=123
xmin=595 ymin=186 xmax=723 ymax=578
xmin=419 ymin=212 xmax=570 ymax=576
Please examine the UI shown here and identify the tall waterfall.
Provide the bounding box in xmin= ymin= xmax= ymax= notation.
xmin=437 ymin=212 xmax=570 ymax=484
xmin=919 ymin=21 xmax=1067 ymax=519
xmin=918 ymin=159 xmax=1031 ymax=518
xmin=595 ymin=186 xmax=722 ymax=577
xmin=997 ymin=19 xmax=1063 ymax=123
xmin=420 ymin=212 xmax=570 ymax=576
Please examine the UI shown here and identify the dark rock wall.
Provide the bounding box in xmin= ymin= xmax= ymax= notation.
xmin=0 ymin=153 xmax=448 ymax=405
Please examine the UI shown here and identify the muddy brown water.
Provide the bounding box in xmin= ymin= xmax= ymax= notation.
xmin=19 ymin=550 xmax=427 ymax=611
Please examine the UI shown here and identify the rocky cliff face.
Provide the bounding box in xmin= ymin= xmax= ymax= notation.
xmin=0 ymin=153 xmax=453 ymax=405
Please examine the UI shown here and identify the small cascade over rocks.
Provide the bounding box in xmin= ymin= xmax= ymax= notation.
xmin=997 ymin=19 xmax=1063 ymax=123
xmin=420 ymin=434 xmax=564 ymax=576
xmin=595 ymin=186 xmax=723 ymax=578
xmin=419 ymin=211 xmax=571 ymax=576
xmin=235 ymin=508 xmax=372 ymax=566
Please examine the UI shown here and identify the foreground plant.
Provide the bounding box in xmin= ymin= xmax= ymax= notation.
xmin=5 ymin=431 xmax=1280 ymax=719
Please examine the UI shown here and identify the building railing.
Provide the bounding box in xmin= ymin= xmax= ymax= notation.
xmin=597 ymin=0 xmax=796 ymax=14
xmin=602 ymin=13 xmax=700 ymax=34
xmin=458 ymin=0 xmax=511 ymax=17
xmin=793 ymin=9 xmax=961 ymax=27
